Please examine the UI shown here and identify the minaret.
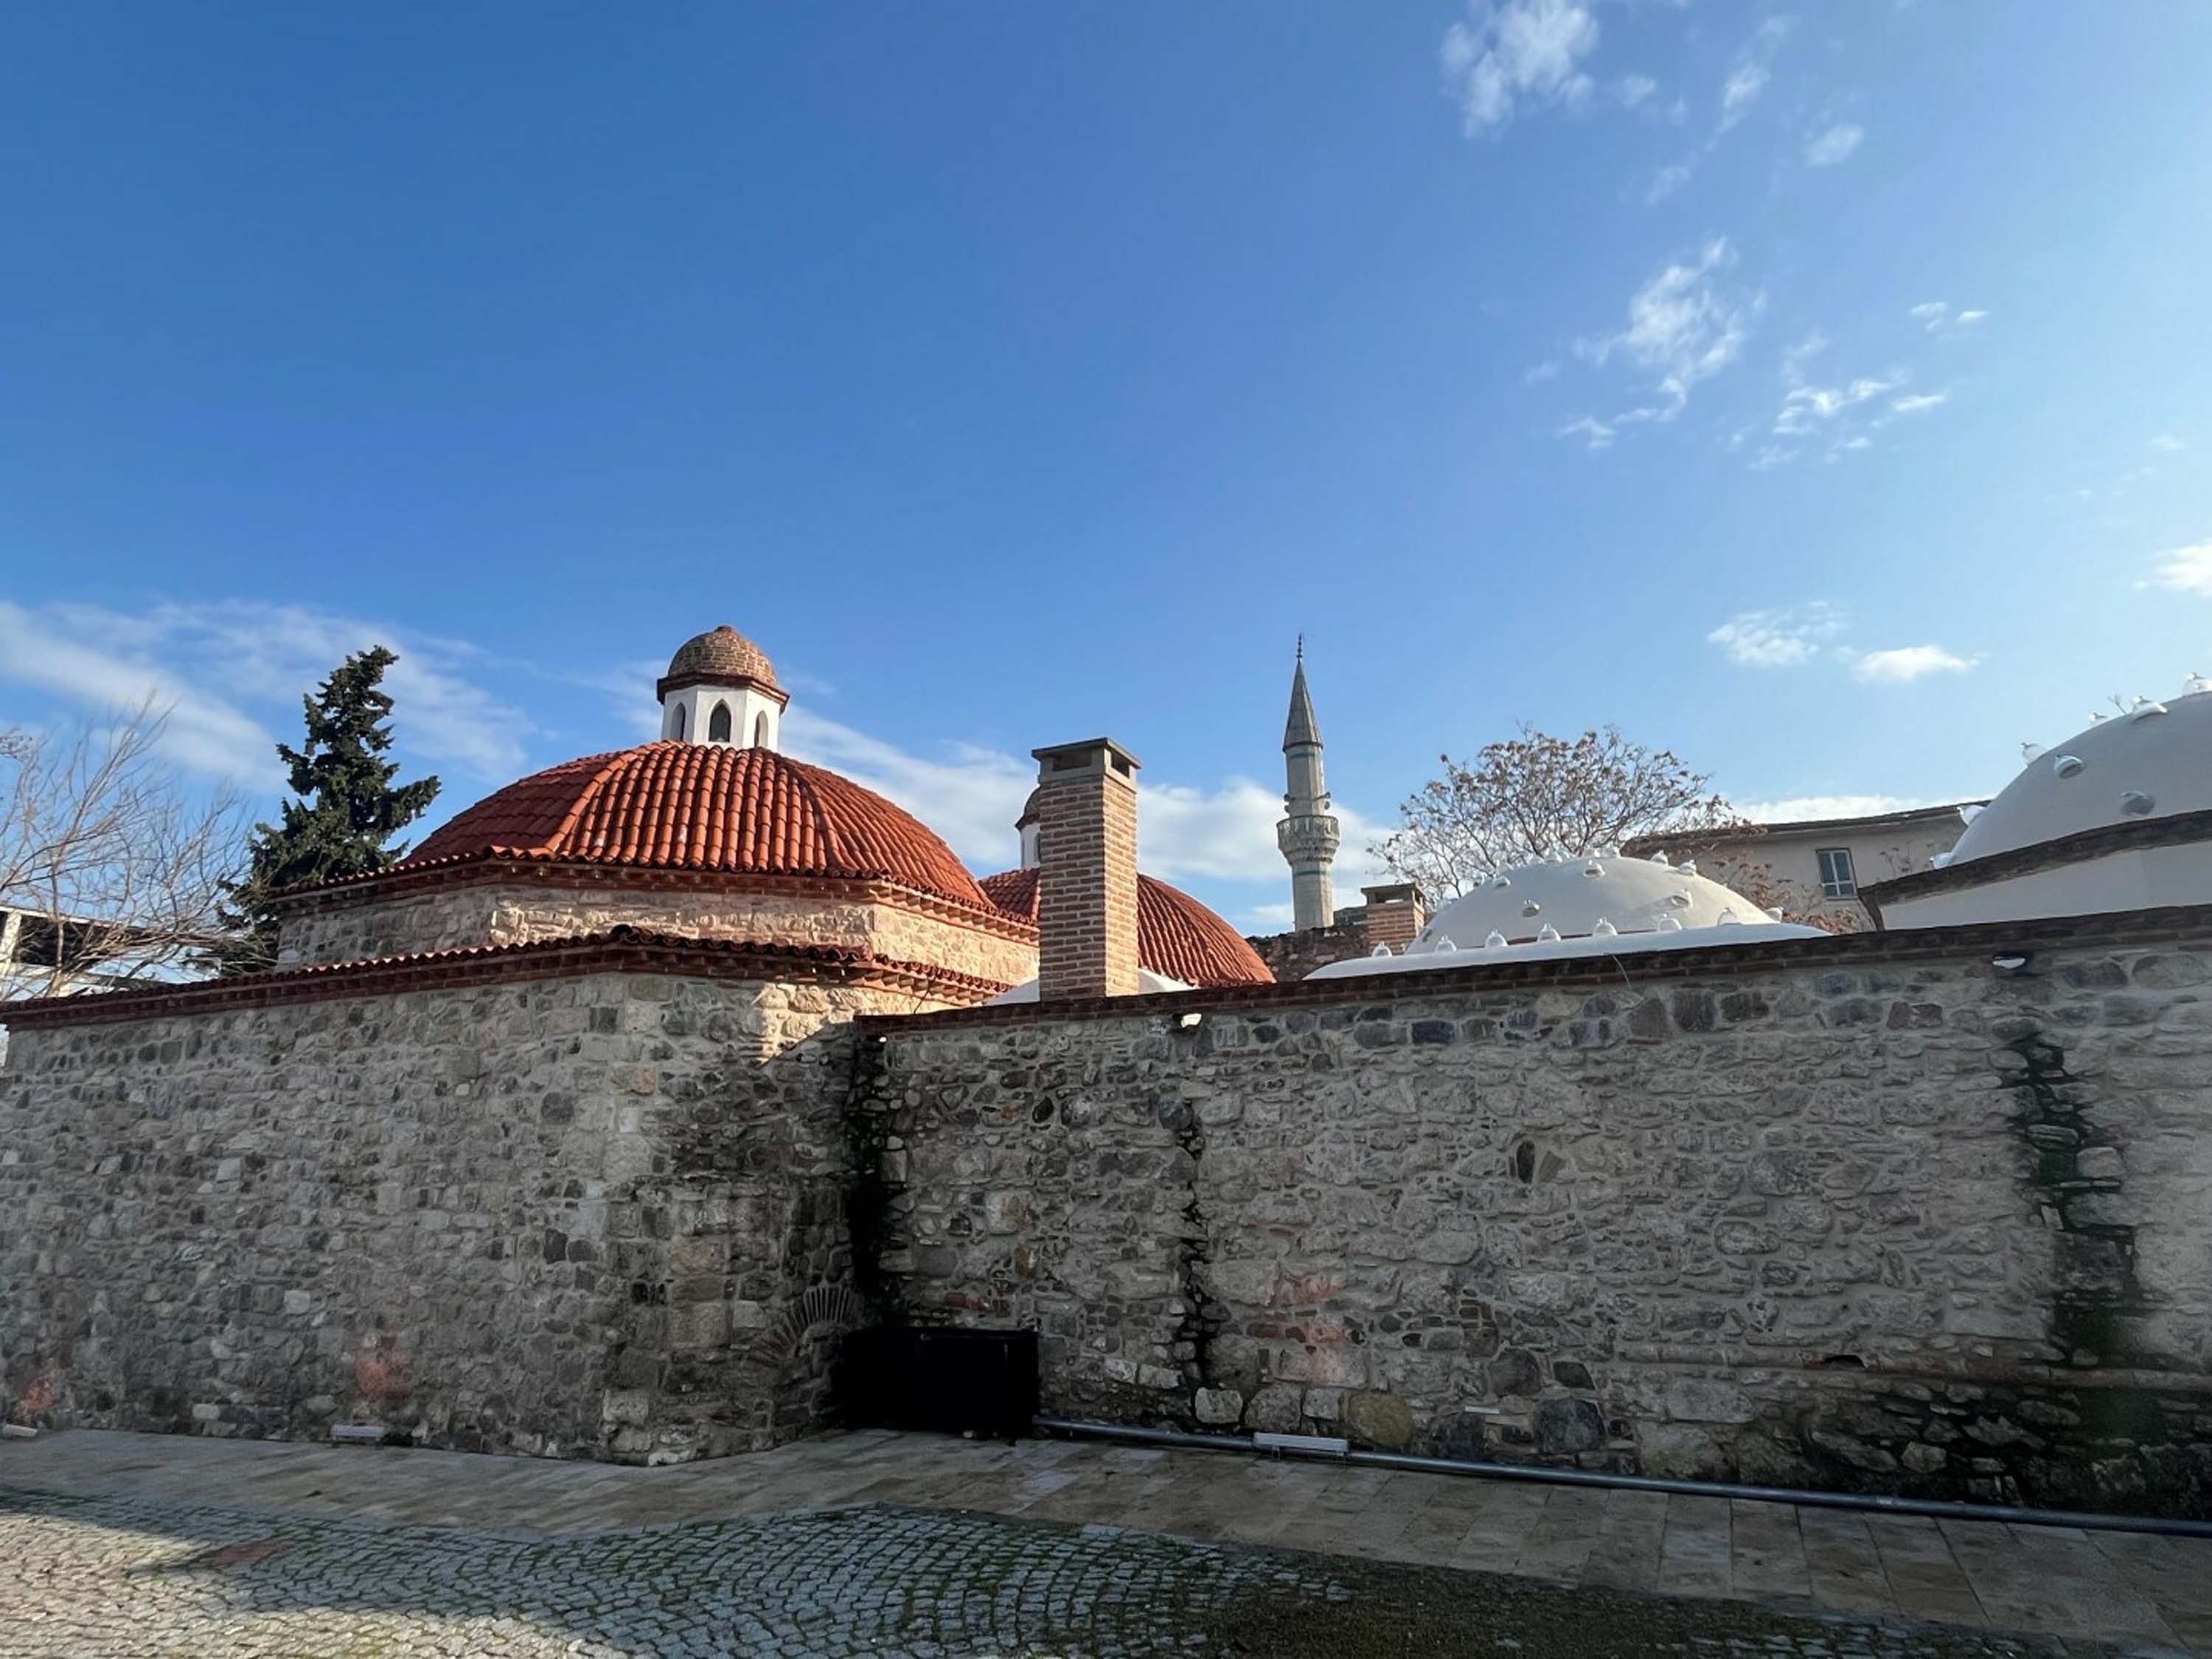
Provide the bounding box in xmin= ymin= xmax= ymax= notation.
xmin=1276 ymin=638 xmax=1340 ymax=931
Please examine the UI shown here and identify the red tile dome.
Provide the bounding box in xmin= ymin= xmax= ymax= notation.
xmin=406 ymin=743 xmax=997 ymax=913
xmin=978 ymin=867 xmax=1274 ymax=987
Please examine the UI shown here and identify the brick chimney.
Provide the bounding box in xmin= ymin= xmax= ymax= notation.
xmin=1360 ymin=882 xmax=1427 ymax=954
xmin=1030 ymin=737 xmax=1141 ymax=999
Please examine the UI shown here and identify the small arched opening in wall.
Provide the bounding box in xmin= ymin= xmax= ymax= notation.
xmin=709 ymin=700 xmax=732 ymax=743
xmin=670 ymin=703 xmax=687 ymax=740
xmin=1511 ymin=1140 xmax=1565 ymax=1184
xmin=754 ymin=711 xmax=771 ymax=748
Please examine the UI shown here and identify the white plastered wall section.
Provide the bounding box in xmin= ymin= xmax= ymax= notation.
xmin=661 ymin=684 xmax=782 ymax=751
xmin=1882 ymin=843 xmax=2212 ymax=929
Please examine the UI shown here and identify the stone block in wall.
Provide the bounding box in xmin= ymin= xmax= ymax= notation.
xmin=1344 ymin=1391 xmax=1413 ymax=1451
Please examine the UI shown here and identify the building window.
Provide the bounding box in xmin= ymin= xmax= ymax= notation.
xmin=754 ymin=712 xmax=770 ymax=748
xmin=709 ymin=701 xmax=732 ymax=743
xmin=1817 ymin=847 xmax=1857 ymax=900
xmin=670 ymin=703 xmax=686 ymax=740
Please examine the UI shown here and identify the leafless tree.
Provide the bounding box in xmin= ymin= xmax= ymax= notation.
xmin=1371 ymin=725 xmax=1744 ymax=902
xmin=0 ymin=700 xmax=246 ymax=1000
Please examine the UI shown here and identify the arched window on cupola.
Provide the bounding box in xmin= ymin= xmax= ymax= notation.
xmin=671 ymin=703 xmax=686 ymax=740
xmin=754 ymin=712 xmax=770 ymax=748
xmin=709 ymin=701 xmax=732 ymax=743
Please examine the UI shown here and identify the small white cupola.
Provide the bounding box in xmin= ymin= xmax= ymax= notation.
xmin=657 ymin=625 xmax=789 ymax=751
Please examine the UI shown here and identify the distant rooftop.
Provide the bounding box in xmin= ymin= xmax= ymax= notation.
xmin=1624 ymin=801 xmax=1983 ymax=852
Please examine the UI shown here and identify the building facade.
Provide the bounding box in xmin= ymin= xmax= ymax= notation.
xmin=1626 ymin=803 xmax=1980 ymax=931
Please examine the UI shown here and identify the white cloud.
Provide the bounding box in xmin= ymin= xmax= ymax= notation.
xmin=1557 ymin=414 xmax=1615 ymax=450
xmin=2143 ymin=538 xmax=2212 ymax=597
xmin=1804 ymin=122 xmax=1863 ymax=166
xmin=1523 ymin=359 xmax=1561 ymax=383
xmin=784 ymin=707 xmax=1392 ymax=909
xmin=1644 ymin=159 xmax=1697 ymax=203
xmin=1716 ymin=18 xmax=1790 ymax=131
xmin=1719 ymin=63 xmax=1770 ymax=128
xmin=1574 ymin=237 xmax=1760 ymax=424
xmin=1910 ymin=301 xmax=1990 ymax=335
xmin=1852 ymin=644 xmax=1977 ymax=683
xmin=1754 ymin=324 xmax=1955 ymax=465
xmin=1618 ymin=73 xmax=1658 ymax=108
xmin=1706 ymin=602 xmax=1848 ymax=668
xmin=1441 ymin=0 xmax=1602 ymax=133
xmin=0 ymin=599 xmax=531 ymax=786
xmin=1733 ymin=793 xmax=1947 ymax=824
xmin=1781 ymin=328 xmax=1829 ymax=382
xmin=782 ymin=709 xmax=1034 ymax=872
xmin=1775 ymin=374 xmax=1901 ymax=435
xmin=0 ymin=601 xmax=276 ymax=781
xmin=2151 ymin=434 xmax=2186 ymax=453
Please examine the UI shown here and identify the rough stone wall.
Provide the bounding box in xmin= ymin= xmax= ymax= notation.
xmin=0 ymin=968 xmax=911 ymax=1462
xmin=278 ymin=883 xmax=1037 ymax=988
xmin=1247 ymin=916 xmax=1371 ymax=984
xmin=859 ymin=930 xmax=2212 ymax=1514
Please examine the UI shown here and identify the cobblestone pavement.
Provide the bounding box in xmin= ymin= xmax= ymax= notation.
xmin=0 ymin=1483 xmax=2132 ymax=1659
xmin=4 ymin=1431 xmax=2206 ymax=1657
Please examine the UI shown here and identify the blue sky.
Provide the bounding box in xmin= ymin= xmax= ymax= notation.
xmin=3 ymin=2 xmax=2209 ymax=930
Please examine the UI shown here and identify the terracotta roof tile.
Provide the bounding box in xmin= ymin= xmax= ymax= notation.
xmin=978 ymin=867 xmax=1274 ymax=988
xmin=403 ymin=744 xmax=994 ymax=913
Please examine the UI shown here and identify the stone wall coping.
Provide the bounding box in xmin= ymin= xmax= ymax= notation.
xmin=1857 ymin=807 xmax=2212 ymax=919
xmin=263 ymin=852 xmax=1042 ymax=945
xmin=0 ymin=926 xmax=1007 ymax=1031
xmin=855 ymin=901 xmax=2212 ymax=1032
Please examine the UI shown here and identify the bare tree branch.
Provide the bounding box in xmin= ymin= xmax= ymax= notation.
xmin=1 ymin=700 xmax=247 ymax=1001
xmin=1369 ymin=725 xmax=1745 ymax=902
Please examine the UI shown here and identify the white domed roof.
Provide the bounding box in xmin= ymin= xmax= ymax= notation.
xmin=1948 ymin=686 xmax=2212 ymax=866
xmin=985 ymin=967 xmax=1190 ymax=1006
xmin=1412 ymin=853 xmax=1787 ymax=952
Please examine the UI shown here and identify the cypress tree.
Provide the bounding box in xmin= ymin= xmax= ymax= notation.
xmin=213 ymin=646 xmax=440 ymax=972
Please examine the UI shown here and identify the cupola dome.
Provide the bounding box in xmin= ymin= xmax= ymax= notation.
xmin=659 ymin=625 xmax=779 ymax=695
xmin=656 ymin=625 xmax=789 ymax=750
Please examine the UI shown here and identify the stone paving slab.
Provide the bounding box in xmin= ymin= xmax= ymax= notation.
xmin=2 ymin=1428 xmax=2206 ymax=1657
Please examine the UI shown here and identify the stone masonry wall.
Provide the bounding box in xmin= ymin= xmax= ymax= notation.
xmin=858 ymin=922 xmax=2212 ymax=1515
xmin=277 ymin=882 xmax=1037 ymax=989
xmin=0 ymin=967 xmax=911 ymax=1462
xmin=1248 ymin=916 xmax=1371 ymax=985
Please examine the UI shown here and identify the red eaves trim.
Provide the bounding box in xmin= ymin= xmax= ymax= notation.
xmin=0 ymin=927 xmax=1009 ymax=1030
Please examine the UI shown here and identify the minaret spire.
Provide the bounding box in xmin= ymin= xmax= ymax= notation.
xmin=1277 ymin=640 xmax=1340 ymax=931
